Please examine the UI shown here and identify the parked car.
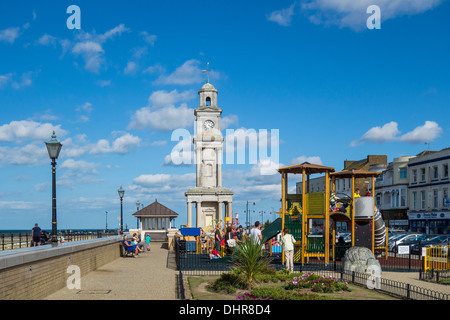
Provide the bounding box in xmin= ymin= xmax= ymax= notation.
xmin=393 ymin=234 xmax=436 ymax=254
xmin=411 ymin=234 xmax=450 ymax=255
xmin=388 ymin=233 xmax=423 ymax=252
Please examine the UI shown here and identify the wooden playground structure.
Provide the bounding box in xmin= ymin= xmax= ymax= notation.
xmin=277 ymin=162 xmax=388 ymax=265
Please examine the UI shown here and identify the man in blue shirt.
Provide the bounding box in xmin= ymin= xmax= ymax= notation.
xmin=32 ymin=223 xmax=41 ymax=246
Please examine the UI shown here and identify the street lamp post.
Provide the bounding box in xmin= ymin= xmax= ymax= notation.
xmin=246 ymin=201 xmax=255 ymax=228
xmin=105 ymin=211 xmax=108 ymax=232
xmin=45 ymin=131 xmax=62 ymax=246
xmin=118 ymin=186 xmax=125 ymax=233
xmin=136 ymin=200 xmax=140 ymax=229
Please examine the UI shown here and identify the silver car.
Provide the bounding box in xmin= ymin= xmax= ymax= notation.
xmin=389 ymin=233 xmax=423 ymax=252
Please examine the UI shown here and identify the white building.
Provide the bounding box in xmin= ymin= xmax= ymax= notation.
xmin=374 ymin=156 xmax=414 ymax=231
xmin=407 ymin=148 xmax=450 ymax=234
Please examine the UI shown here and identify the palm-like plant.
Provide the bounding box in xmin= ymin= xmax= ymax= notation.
xmin=232 ymin=236 xmax=271 ymax=290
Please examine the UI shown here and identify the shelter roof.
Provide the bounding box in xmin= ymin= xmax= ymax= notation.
xmin=277 ymin=162 xmax=335 ymax=175
xmin=132 ymin=200 xmax=179 ymax=218
xmin=330 ymin=168 xmax=380 ymax=178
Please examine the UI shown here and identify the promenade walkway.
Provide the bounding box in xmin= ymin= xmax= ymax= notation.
xmin=44 ymin=242 xmax=180 ymax=300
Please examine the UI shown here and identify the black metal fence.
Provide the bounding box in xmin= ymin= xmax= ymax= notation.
xmin=174 ymin=238 xmax=449 ymax=300
xmin=0 ymin=230 xmax=117 ymax=251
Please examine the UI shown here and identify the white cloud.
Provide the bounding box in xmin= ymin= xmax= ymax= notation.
xmin=71 ymin=41 xmax=105 ymax=73
xmin=40 ymin=24 xmax=130 ymax=73
xmin=132 ymin=173 xmax=195 ymax=193
xmin=154 ymin=59 xmax=219 ymax=85
xmin=0 ymin=201 xmax=38 ymax=210
xmin=361 ymin=121 xmax=399 ymax=143
xmin=352 ymin=121 xmax=443 ymax=146
xmin=60 ymin=159 xmax=99 ymax=175
xmin=301 ymin=0 xmax=444 ymax=30
xmin=291 ymin=155 xmax=323 ymax=165
xmin=96 ymin=80 xmax=111 ymax=87
xmin=129 ymin=89 xmax=196 ymax=131
xmin=124 ymin=61 xmax=138 ymax=75
xmin=90 ymin=133 xmax=141 ymax=154
xmin=221 ymin=114 xmax=239 ymax=129
xmin=141 ymin=31 xmax=157 ymax=46
xmin=267 ymin=3 xmax=297 ymax=26
xmin=38 ymin=34 xmax=57 ymax=46
xmin=98 ymin=24 xmax=130 ymax=42
xmin=0 ymin=120 xmax=66 ymax=142
xmin=148 ymin=89 xmax=195 ymax=108
xmin=130 ymin=104 xmax=194 ymax=131
xmin=0 ymin=142 xmax=48 ymax=166
xmin=0 ymin=73 xmax=12 ymax=88
xmin=398 ymin=121 xmax=443 ymax=144
xmin=0 ymin=27 xmax=21 ymax=43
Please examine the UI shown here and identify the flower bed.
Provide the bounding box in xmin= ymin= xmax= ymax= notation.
xmin=235 ymin=271 xmax=351 ymax=300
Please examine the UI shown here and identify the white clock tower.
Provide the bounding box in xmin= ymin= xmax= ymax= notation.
xmin=185 ymin=82 xmax=233 ymax=230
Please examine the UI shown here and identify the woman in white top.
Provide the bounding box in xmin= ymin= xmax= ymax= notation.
xmin=281 ymin=228 xmax=296 ymax=272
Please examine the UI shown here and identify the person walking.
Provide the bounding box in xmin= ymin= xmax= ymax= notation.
xmin=281 ymin=227 xmax=296 ymax=272
xmin=250 ymin=221 xmax=262 ymax=244
xmin=214 ymin=223 xmax=223 ymax=253
xmin=31 ymin=223 xmax=41 ymax=246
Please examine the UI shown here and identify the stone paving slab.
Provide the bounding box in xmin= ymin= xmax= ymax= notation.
xmin=44 ymin=242 xmax=179 ymax=300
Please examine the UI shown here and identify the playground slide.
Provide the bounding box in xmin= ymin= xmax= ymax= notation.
xmin=261 ymin=218 xmax=282 ymax=242
xmin=373 ymin=207 xmax=386 ymax=247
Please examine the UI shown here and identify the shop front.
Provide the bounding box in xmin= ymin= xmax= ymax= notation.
xmin=408 ymin=211 xmax=450 ymax=234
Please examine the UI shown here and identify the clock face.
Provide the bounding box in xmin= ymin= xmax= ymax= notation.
xmin=203 ymin=120 xmax=214 ymax=130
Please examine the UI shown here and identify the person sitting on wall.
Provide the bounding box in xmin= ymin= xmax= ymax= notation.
xmin=123 ymin=235 xmax=139 ymax=258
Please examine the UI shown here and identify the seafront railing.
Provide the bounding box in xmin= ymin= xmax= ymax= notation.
xmin=0 ymin=230 xmax=118 ymax=251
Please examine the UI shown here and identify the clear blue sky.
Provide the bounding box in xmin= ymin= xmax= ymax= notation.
xmin=1 ymin=0 xmax=449 ymax=230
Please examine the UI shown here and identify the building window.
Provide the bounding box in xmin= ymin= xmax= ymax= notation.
xmin=413 ymin=169 xmax=417 ymax=183
xmin=433 ymin=166 xmax=439 ymax=180
xmin=206 ymin=97 xmax=211 ymax=106
xmin=444 ymin=164 xmax=449 ymax=179
xmin=413 ymin=192 xmax=417 ymax=210
xmin=433 ymin=190 xmax=439 ymax=209
xmin=400 ymin=167 xmax=407 ymax=179
xmin=401 ymin=189 xmax=406 ymax=207
xmin=421 ymin=191 xmax=426 ymax=210
xmin=420 ymin=168 xmax=426 ymax=182
xmin=444 ymin=188 xmax=449 ymax=208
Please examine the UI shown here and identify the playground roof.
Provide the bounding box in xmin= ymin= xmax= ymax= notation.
xmin=277 ymin=162 xmax=335 ymax=175
xmin=330 ymin=168 xmax=380 ymax=178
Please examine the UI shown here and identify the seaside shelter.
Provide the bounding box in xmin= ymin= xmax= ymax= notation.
xmin=132 ymin=200 xmax=179 ymax=241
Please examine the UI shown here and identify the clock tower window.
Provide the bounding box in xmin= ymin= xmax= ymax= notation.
xmin=206 ymin=97 xmax=211 ymax=106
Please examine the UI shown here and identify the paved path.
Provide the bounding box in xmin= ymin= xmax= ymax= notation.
xmin=44 ymin=242 xmax=180 ymax=300
xmin=381 ymin=272 xmax=450 ymax=295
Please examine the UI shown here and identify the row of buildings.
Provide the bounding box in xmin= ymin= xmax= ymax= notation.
xmin=296 ymin=148 xmax=450 ymax=235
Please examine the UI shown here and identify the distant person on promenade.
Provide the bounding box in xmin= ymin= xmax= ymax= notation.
xmin=250 ymin=221 xmax=262 ymax=244
xmin=32 ymin=223 xmax=41 ymax=246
